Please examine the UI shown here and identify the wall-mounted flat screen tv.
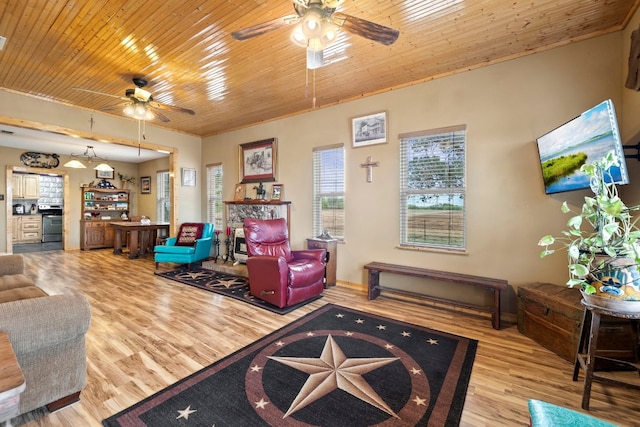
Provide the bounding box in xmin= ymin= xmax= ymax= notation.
xmin=536 ymin=99 xmax=629 ymax=194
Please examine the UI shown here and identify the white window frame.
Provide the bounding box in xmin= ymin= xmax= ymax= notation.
xmin=312 ymin=144 xmax=345 ymax=239
xmin=206 ymin=163 xmax=224 ymax=231
xmin=156 ymin=170 xmax=170 ymax=223
xmin=399 ymin=125 xmax=466 ymax=251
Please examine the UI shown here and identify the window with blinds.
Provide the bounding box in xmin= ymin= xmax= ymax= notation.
xmin=313 ymin=144 xmax=345 ymax=239
xmin=156 ymin=170 xmax=170 ymax=223
xmin=400 ymin=125 xmax=466 ymax=250
xmin=206 ymin=163 xmax=223 ymax=231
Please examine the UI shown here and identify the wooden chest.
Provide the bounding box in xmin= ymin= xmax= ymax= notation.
xmin=517 ymin=283 xmax=637 ymax=363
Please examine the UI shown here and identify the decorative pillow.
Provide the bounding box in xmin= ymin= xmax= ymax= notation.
xmin=175 ymin=223 xmax=204 ymax=246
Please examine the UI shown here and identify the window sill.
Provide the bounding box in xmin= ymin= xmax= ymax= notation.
xmin=396 ymin=244 xmax=468 ymax=256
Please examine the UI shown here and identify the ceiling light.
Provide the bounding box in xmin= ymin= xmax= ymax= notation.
xmin=290 ymin=6 xmax=340 ymax=70
xmin=0 ymin=36 xmax=6 ymax=51
xmin=63 ymin=145 xmax=114 ymax=171
xmin=123 ymin=102 xmax=155 ymax=121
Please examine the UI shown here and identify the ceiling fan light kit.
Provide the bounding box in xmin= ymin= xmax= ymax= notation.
xmin=232 ymin=0 xmax=399 ymax=71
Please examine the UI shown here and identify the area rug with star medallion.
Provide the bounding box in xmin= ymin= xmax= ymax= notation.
xmin=102 ymin=303 xmax=478 ymax=427
xmin=154 ymin=266 xmax=322 ymax=315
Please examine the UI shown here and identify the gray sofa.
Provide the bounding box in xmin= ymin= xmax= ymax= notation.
xmin=0 ymin=254 xmax=91 ymax=416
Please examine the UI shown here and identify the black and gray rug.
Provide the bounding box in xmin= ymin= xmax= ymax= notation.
xmin=103 ymin=303 xmax=478 ymax=426
xmin=154 ymin=266 xmax=321 ymax=315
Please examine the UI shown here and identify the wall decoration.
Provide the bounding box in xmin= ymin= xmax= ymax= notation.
xmin=234 ymin=183 xmax=246 ymax=201
xmin=141 ymin=176 xmax=151 ymax=194
xmin=96 ymin=169 xmax=114 ymax=179
xmin=182 ymin=168 xmax=196 ymax=187
xmin=20 ymin=151 xmax=60 ymax=168
xmin=351 ymin=111 xmax=388 ymax=148
xmin=271 ymin=184 xmax=283 ymax=200
xmin=240 ymin=138 xmax=277 ymax=183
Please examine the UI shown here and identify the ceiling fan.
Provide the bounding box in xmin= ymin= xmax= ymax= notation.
xmin=73 ymin=77 xmax=196 ymax=123
xmin=231 ymin=0 xmax=399 ymax=69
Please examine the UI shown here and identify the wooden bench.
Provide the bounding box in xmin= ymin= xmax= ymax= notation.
xmin=364 ymin=262 xmax=508 ymax=329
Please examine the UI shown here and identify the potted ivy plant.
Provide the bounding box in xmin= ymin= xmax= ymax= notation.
xmin=538 ymin=150 xmax=640 ymax=305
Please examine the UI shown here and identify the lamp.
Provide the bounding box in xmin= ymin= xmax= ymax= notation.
xmin=123 ymin=102 xmax=155 ymax=121
xmin=63 ymin=145 xmax=114 ymax=171
xmin=290 ymin=5 xmax=340 ymax=69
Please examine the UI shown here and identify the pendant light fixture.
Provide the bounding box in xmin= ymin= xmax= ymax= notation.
xmin=63 ymin=145 xmax=114 ymax=171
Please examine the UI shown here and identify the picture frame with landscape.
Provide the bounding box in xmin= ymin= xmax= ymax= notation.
xmin=140 ymin=176 xmax=151 ymax=194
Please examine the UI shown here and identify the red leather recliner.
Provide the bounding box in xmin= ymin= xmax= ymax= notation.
xmin=243 ymin=217 xmax=326 ymax=308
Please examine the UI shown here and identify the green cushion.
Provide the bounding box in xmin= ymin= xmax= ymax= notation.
xmin=528 ymin=400 xmax=618 ymax=427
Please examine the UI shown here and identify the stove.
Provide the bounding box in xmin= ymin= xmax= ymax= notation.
xmin=38 ymin=204 xmax=63 ymax=242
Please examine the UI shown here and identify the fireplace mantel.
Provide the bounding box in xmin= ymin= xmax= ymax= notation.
xmin=224 ymin=200 xmax=291 ymax=234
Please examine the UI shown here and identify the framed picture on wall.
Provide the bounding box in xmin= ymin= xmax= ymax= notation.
xmin=351 ymin=111 xmax=388 ymax=148
xmin=182 ymin=168 xmax=196 ymax=187
xmin=240 ymin=138 xmax=277 ymax=183
xmin=96 ymin=169 xmax=115 ymax=179
xmin=140 ymin=176 xmax=151 ymax=194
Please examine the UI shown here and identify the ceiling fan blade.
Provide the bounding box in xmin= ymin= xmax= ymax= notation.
xmin=332 ymin=12 xmax=399 ymax=46
xmin=148 ymin=108 xmax=171 ymax=123
xmin=231 ymin=15 xmax=299 ymax=41
xmin=72 ymin=87 xmax=127 ymax=101
xmin=100 ymin=102 xmax=129 ymax=112
xmin=148 ymin=101 xmax=195 ymax=116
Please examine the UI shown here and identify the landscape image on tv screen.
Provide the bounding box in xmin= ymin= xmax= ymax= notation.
xmin=536 ymin=99 xmax=629 ymax=194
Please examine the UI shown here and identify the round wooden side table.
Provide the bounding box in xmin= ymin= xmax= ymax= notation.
xmin=572 ymin=300 xmax=640 ymax=410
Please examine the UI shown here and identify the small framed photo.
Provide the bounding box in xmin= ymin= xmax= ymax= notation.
xmin=271 ymin=184 xmax=283 ymax=200
xmin=234 ymin=183 xmax=246 ymax=201
xmin=240 ymin=138 xmax=277 ymax=183
xmin=96 ymin=169 xmax=114 ymax=179
xmin=182 ymin=168 xmax=196 ymax=187
xmin=140 ymin=176 xmax=151 ymax=194
xmin=351 ymin=111 xmax=388 ymax=148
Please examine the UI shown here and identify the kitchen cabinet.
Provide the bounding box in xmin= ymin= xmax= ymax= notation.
xmin=12 ymin=215 xmax=42 ymax=243
xmin=12 ymin=174 xmax=40 ymax=199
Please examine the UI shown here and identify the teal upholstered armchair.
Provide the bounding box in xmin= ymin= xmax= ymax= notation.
xmin=154 ymin=223 xmax=214 ymax=269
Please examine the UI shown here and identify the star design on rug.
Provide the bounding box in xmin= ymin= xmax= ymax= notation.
xmin=176 ymin=405 xmax=196 ymax=420
xmin=356 ymin=318 xmax=364 ymax=324
xmin=410 ymin=367 xmax=422 ymax=375
xmin=427 ymin=338 xmax=439 ymax=345
xmin=178 ymin=271 xmax=210 ymax=280
xmin=255 ymin=398 xmax=269 ymax=409
xmin=401 ymin=331 xmax=411 ymax=337
xmin=268 ymin=335 xmax=400 ymax=419
xmin=250 ymin=365 xmax=262 ymax=372
xmin=413 ymin=396 xmax=427 ymax=406
xmin=213 ymin=278 xmax=245 ymax=288
xmin=376 ymin=324 xmax=387 ymax=330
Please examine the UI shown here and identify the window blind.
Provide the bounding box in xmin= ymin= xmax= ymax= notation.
xmin=206 ymin=163 xmax=224 ymax=231
xmin=313 ymin=144 xmax=345 ymax=239
xmin=400 ymin=125 xmax=466 ymax=249
xmin=156 ymin=170 xmax=170 ymax=223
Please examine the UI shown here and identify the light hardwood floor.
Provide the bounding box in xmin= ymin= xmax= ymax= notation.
xmin=11 ymin=249 xmax=640 ymax=426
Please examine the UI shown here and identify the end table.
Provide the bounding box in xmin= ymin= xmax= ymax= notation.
xmin=0 ymin=332 xmax=26 ymax=426
xmin=307 ymin=237 xmax=338 ymax=288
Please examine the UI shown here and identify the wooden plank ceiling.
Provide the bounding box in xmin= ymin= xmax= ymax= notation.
xmin=0 ymin=0 xmax=637 ymax=138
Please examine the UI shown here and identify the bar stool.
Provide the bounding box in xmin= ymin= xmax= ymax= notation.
xmin=572 ymin=300 xmax=640 ymax=410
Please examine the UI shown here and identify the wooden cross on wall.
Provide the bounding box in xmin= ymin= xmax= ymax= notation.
xmin=360 ymin=156 xmax=380 ymax=183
